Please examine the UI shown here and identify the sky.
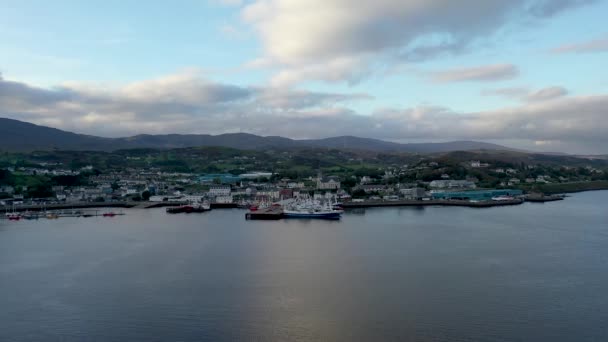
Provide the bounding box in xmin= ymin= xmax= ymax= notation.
xmin=1 ymin=0 xmax=607 ymax=154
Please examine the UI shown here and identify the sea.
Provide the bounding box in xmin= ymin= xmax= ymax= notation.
xmin=1 ymin=191 xmax=607 ymax=341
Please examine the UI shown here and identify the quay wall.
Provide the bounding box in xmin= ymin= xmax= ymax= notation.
xmin=342 ymin=199 xmax=524 ymax=209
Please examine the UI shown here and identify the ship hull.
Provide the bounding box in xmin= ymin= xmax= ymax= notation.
xmin=283 ymin=211 xmax=341 ymax=219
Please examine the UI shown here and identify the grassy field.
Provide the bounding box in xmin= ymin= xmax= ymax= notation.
xmin=524 ymin=181 xmax=608 ymax=194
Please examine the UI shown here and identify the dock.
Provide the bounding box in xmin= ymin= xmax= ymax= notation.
xmin=245 ymin=206 xmax=284 ymax=220
xmin=2 ymin=209 xmax=125 ymax=220
xmin=342 ymin=198 xmax=524 ymax=209
xmin=525 ymin=194 xmax=565 ymax=202
xmin=1 ymin=202 xmax=134 ymax=213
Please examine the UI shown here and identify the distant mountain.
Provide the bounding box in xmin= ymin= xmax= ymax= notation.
xmin=0 ymin=117 xmax=516 ymax=153
xmin=300 ymin=136 xmax=512 ymax=153
xmin=0 ymin=117 xmax=113 ymax=151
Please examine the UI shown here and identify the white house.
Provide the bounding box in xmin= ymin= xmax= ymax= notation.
xmin=400 ymin=187 xmax=426 ymax=200
xmin=429 ymin=180 xmax=476 ymax=189
xmin=317 ymin=176 xmax=340 ymax=190
xmin=209 ymin=185 xmax=231 ymax=196
xmin=470 ymin=161 xmax=489 ymax=168
xmin=215 ymin=195 xmax=234 ymax=203
xmin=359 ymin=184 xmax=385 ymax=193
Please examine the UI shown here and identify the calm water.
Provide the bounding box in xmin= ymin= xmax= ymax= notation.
xmin=1 ymin=191 xmax=607 ymax=341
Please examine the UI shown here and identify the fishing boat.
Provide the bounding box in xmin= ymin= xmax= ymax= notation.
xmin=166 ymin=201 xmax=210 ymax=214
xmin=283 ymin=199 xmax=342 ymax=219
xmin=283 ymin=208 xmax=342 ymax=219
xmin=6 ymin=213 xmax=21 ymax=221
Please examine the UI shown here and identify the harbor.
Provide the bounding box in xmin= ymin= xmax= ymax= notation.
xmin=3 ymin=209 xmax=125 ymax=221
xmin=0 ymin=190 xmax=575 ymax=222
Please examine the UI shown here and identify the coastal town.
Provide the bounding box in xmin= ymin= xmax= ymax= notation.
xmin=2 ymin=148 xmax=607 ymax=219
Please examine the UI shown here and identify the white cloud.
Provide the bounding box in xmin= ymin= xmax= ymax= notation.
xmin=525 ymin=86 xmax=569 ymax=102
xmin=551 ymin=35 xmax=608 ymax=54
xmin=483 ymin=86 xmax=568 ymax=102
xmin=270 ymin=56 xmax=372 ymax=87
xmin=1 ymin=72 xmax=607 ymax=153
xmin=430 ymin=64 xmax=518 ymax=83
xmin=240 ymin=0 xmax=596 ymax=84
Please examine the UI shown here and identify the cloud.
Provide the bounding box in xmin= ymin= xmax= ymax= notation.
xmin=525 ymin=86 xmax=569 ymax=102
xmin=0 ymin=70 xmax=372 ymax=136
xmin=481 ymin=87 xmax=530 ymax=98
xmin=240 ymin=0 xmax=596 ymax=84
xmin=1 ymin=72 xmax=606 ymax=153
xmin=270 ymin=56 xmax=372 ymax=87
xmin=430 ymin=64 xmax=518 ymax=83
xmin=527 ymin=0 xmax=596 ymax=16
xmin=482 ymin=86 xmax=569 ymax=102
xmin=551 ymin=36 xmax=608 ymax=54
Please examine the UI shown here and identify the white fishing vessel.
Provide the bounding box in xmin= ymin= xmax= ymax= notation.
xmin=283 ymin=199 xmax=342 ymax=219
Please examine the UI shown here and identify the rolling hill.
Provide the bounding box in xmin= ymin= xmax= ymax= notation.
xmin=0 ymin=117 xmax=515 ymax=153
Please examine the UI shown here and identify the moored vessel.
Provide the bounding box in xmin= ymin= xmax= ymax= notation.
xmin=283 ymin=199 xmax=342 ymax=219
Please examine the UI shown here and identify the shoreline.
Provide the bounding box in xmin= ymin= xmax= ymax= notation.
xmin=342 ymin=198 xmax=524 ymax=209
xmin=3 ymin=188 xmax=606 ymax=213
xmin=520 ymin=181 xmax=608 ymax=195
xmin=1 ymin=201 xmax=134 ymax=213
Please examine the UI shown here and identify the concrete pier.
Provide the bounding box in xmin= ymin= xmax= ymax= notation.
xmin=342 ymin=198 xmax=524 ymax=209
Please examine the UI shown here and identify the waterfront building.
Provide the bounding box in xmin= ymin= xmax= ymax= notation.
xmin=149 ymin=195 xmax=168 ymax=202
xmin=400 ymin=187 xmax=427 ymax=200
xmin=209 ymin=185 xmax=231 ymax=197
xmin=183 ymin=195 xmax=205 ymax=203
xmin=431 ymin=189 xmax=523 ymax=201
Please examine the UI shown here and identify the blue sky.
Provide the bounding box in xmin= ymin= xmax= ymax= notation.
xmin=1 ymin=0 xmax=608 ymax=153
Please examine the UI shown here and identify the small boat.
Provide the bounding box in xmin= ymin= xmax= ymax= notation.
xmin=46 ymin=213 xmax=59 ymax=219
xmin=102 ymin=212 xmax=117 ymax=217
xmin=491 ymin=196 xmax=514 ymax=201
xmin=166 ymin=202 xmax=210 ymax=214
xmin=7 ymin=213 xmax=21 ymax=221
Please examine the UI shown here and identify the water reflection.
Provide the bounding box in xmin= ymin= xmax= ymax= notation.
xmin=0 ymin=191 xmax=607 ymax=341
